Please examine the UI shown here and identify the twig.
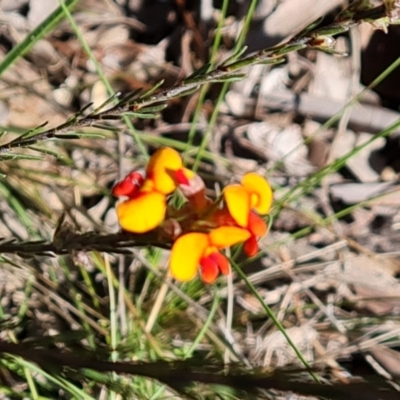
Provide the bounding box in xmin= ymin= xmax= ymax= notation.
xmin=0 ymin=3 xmax=396 ymax=156
xmin=0 ymin=341 xmax=398 ymax=400
xmin=0 ymin=231 xmax=170 ymax=257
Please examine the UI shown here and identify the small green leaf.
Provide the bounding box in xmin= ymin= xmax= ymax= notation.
xmin=17 ymin=122 xmax=48 ymax=140
xmin=91 ymin=124 xmax=120 ymax=131
xmin=54 ymin=132 xmax=105 ymax=139
xmin=119 ymin=88 xmax=143 ymax=105
xmin=0 ymin=153 xmax=44 ymax=161
xmin=168 ymin=85 xmax=200 ymax=98
xmin=185 ymin=63 xmax=211 ymax=81
xmin=259 ymin=58 xmax=286 ymax=66
xmin=295 ymin=17 xmax=324 ymax=38
xmin=28 ymin=146 xmax=64 ymax=159
xmin=141 ymin=79 xmax=165 ymax=98
xmin=312 ymin=24 xmax=349 ymax=36
xmin=209 ymin=73 xmax=246 ymax=83
xmin=137 ymin=104 xmax=167 ymax=113
xmin=124 ymin=112 xmax=158 ymax=119
xmin=221 ymin=46 xmax=248 ymax=66
xmin=270 ymin=43 xmax=308 ymax=56
xmin=72 ymin=102 xmax=93 ymax=119
xmin=91 ymin=92 xmax=122 ymax=114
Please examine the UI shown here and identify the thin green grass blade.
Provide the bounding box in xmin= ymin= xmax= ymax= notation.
xmin=6 ymin=356 xmax=96 ymax=399
xmin=231 ymin=260 xmax=320 ymax=383
xmin=184 ymin=291 xmax=220 ymax=359
xmin=183 ymin=0 xmax=231 ymax=165
xmin=275 ymin=118 xmax=400 ymax=211
xmin=59 ymin=0 xmax=148 ymax=158
xmin=268 ymin=54 xmax=400 ymax=178
xmin=0 ymin=0 xmax=79 ymax=78
xmin=193 ymin=0 xmax=259 ymax=171
xmin=0 ymin=182 xmax=39 ymax=238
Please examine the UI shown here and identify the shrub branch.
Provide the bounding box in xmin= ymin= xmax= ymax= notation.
xmin=0 ymin=2 xmax=397 ymax=157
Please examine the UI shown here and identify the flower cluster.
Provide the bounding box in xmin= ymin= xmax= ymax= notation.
xmin=112 ymin=147 xmax=273 ymax=284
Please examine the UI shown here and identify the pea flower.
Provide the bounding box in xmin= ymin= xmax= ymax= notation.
xmin=113 ymin=147 xmax=273 ymax=284
xmin=113 ymin=147 xmax=190 ymax=233
xmin=170 ymin=226 xmax=250 ymax=283
xmin=222 ymin=172 xmax=273 ymax=256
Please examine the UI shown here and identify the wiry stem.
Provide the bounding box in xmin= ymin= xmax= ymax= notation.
xmin=0 ymin=230 xmax=170 ymax=257
xmin=0 ymin=3 xmax=396 ymax=156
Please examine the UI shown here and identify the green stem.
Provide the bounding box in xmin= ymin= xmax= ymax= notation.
xmin=184 ymin=291 xmax=220 ymax=359
xmin=184 ymin=0 xmax=230 ymax=163
xmin=59 ymin=0 xmax=147 ymax=158
xmin=231 ymin=260 xmax=320 ymax=383
xmin=0 ymin=0 xmax=79 ymax=78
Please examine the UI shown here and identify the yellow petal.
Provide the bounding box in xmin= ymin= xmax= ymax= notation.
xmin=241 ymin=172 xmax=273 ymax=214
xmin=116 ymin=191 xmax=166 ymax=233
xmin=223 ymin=185 xmax=250 ymax=227
xmin=140 ymin=178 xmax=155 ymax=192
xmin=146 ymin=147 xmax=181 ymax=171
xmin=209 ymin=226 xmax=250 ymax=248
xmin=146 ymin=147 xmax=183 ymax=194
xmin=182 ymin=167 xmax=195 ymax=180
xmin=170 ymin=233 xmax=209 ymax=282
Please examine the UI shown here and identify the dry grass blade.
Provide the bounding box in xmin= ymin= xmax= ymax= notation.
xmin=0 ymin=1 xmax=400 ymax=399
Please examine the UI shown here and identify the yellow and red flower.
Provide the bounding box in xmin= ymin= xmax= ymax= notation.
xmin=221 ymin=172 xmax=273 ymax=256
xmin=113 ymin=147 xmax=190 ymax=233
xmin=113 ymin=147 xmax=273 ymax=284
xmin=169 ymin=226 xmax=250 ymax=283
xmin=223 ymin=172 xmax=272 ymax=227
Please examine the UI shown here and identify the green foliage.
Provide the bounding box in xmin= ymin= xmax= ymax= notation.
xmin=0 ymin=1 xmax=399 ymax=399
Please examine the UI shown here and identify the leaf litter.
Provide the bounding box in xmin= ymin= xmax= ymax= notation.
xmin=0 ymin=1 xmax=399 ymax=399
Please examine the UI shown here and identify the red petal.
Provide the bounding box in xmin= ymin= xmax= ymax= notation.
xmin=247 ymin=212 xmax=267 ymax=237
xmin=243 ymin=236 xmax=259 ymax=257
xmin=112 ymin=172 xmax=144 ymax=198
xmin=209 ymin=252 xmax=230 ymax=275
xmin=200 ymin=256 xmax=219 ymax=284
xmin=174 ymin=169 xmax=190 ymax=186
